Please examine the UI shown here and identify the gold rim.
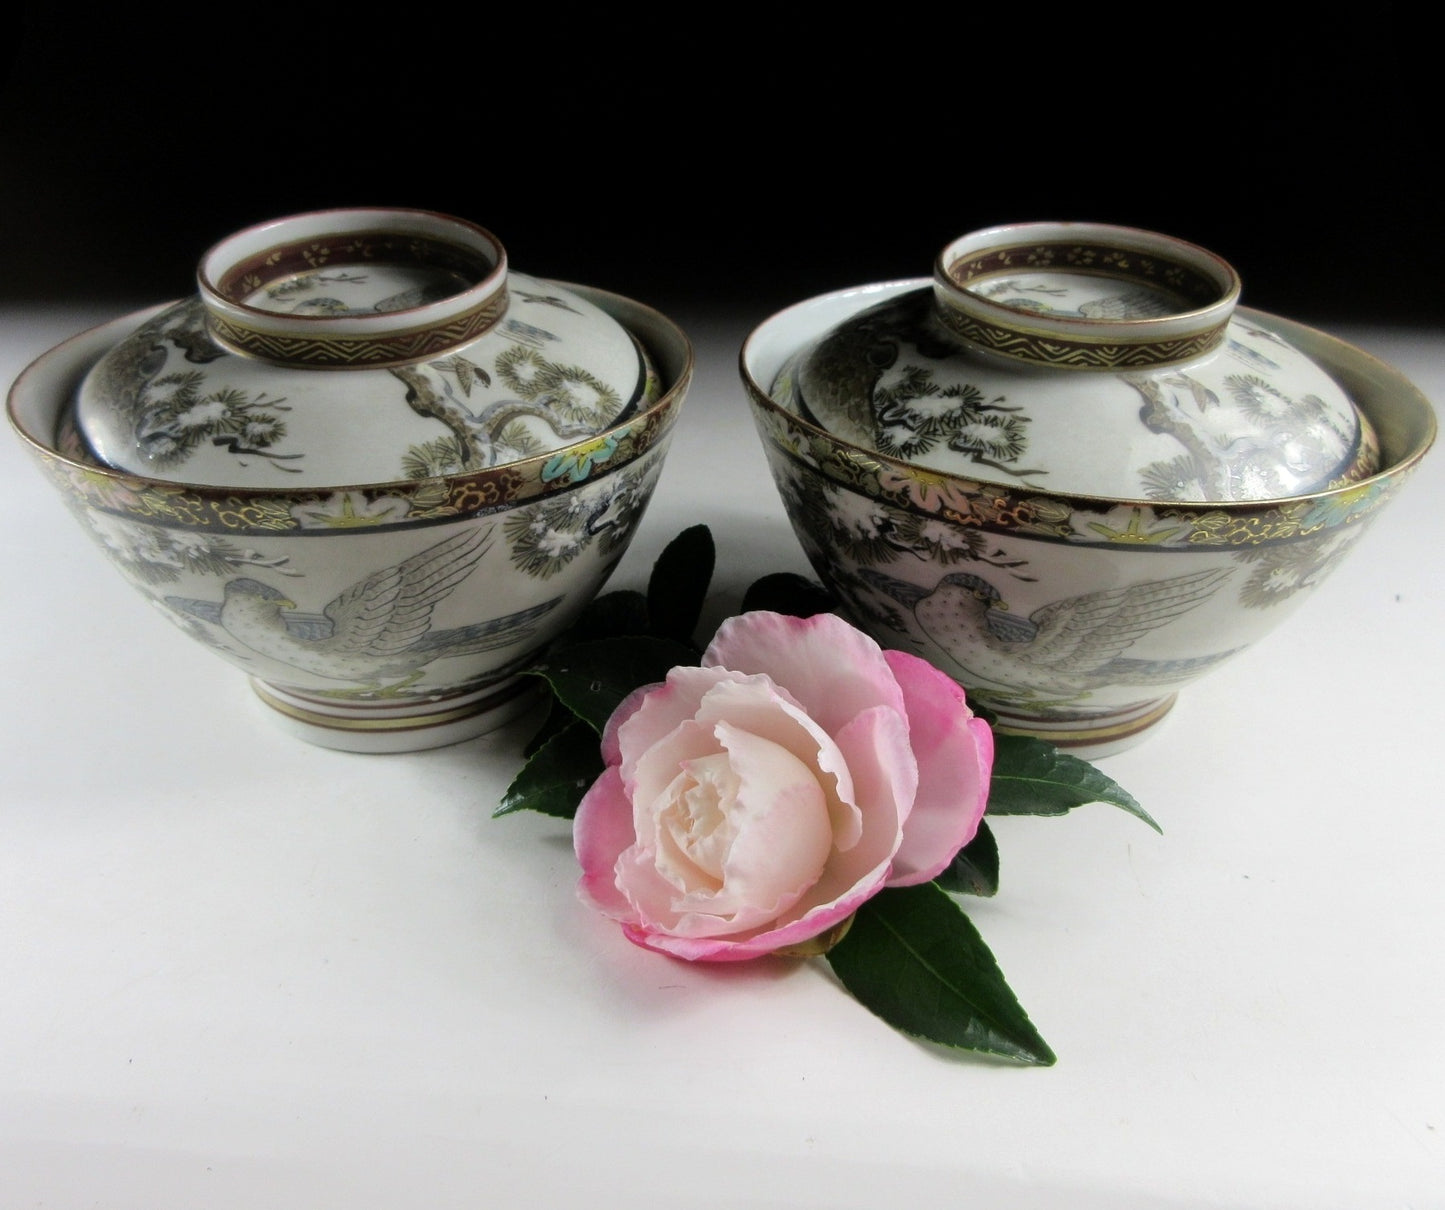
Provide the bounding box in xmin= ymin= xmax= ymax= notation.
xmin=8 ymin=286 xmax=695 ymax=531
xmin=740 ymin=292 xmax=1436 ymax=522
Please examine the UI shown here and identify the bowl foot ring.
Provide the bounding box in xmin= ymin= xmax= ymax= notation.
xmin=250 ymin=676 xmax=544 ymax=753
xmin=986 ymin=694 xmax=1177 ymax=760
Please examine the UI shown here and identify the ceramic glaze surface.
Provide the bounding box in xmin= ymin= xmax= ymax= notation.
xmin=775 ymin=223 xmax=1379 ymax=504
xmin=742 ymin=266 xmax=1434 ymax=756
xmin=10 ymin=213 xmax=693 ymax=752
xmin=74 ymin=210 xmax=660 ymax=489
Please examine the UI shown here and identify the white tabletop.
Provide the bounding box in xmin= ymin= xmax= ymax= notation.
xmin=3 ymin=305 xmax=1442 ymax=1210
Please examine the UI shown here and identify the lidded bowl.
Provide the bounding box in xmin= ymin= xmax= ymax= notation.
xmin=9 ymin=208 xmax=693 ymax=752
xmin=72 ymin=208 xmax=661 ymax=487
xmin=742 ymin=221 xmax=1434 ymax=756
xmin=775 ymin=221 xmax=1379 ymax=502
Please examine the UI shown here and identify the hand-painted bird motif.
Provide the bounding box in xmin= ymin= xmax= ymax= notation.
xmin=165 ymin=526 xmax=561 ymax=691
xmin=862 ymin=566 xmax=1239 ymax=697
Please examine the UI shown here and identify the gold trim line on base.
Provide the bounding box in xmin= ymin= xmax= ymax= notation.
xmin=989 ymin=695 xmax=1177 ymax=748
xmin=251 ymin=679 xmax=533 ymax=734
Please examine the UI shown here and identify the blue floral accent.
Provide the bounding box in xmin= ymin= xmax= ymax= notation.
xmin=1296 ymin=482 xmax=1387 ymax=531
xmin=542 ymin=434 xmax=620 ymax=484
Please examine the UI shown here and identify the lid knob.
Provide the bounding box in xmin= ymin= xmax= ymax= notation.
xmin=932 ymin=221 xmax=1241 ymax=371
xmin=197 ymin=208 xmax=509 ymax=369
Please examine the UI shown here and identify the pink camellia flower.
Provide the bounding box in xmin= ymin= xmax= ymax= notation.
xmin=574 ymin=611 xmax=994 ymax=962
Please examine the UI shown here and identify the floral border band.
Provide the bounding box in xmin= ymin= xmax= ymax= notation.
xmin=748 ymin=390 xmax=1413 ymax=551
xmin=42 ymin=391 xmax=683 ymax=536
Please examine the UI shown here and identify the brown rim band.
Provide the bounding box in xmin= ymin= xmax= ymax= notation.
xmin=944 ymin=241 xmax=1224 ymax=307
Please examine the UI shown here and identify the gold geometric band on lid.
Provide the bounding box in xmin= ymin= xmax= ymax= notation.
xmin=933 ymin=299 xmax=1229 ymax=371
xmin=206 ymin=287 xmax=509 ymax=369
xmin=934 ymin=226 xmax=1240 ymax=372
xmin=197 ymin=209 xmax=510 ymax=371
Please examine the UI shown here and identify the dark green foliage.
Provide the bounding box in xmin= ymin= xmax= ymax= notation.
xmin=988 ymin=735 xmax=1160 ymax=832
xmin=935 ymin=820 xmax=999 ymax=897
xmin=646 ymin=523 xmax=715 ymax=646
xmin=497 ymin=719 xmax=605 ymax=820
xmin=827 ymin=883 xmax=1056 ymax=1066
xmin=739 ymin=572 xmax=838 ymax=618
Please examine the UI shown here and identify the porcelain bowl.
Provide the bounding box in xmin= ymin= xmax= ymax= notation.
xmin=10 ymin=285 xmax=692 ymax=752
xmin=742 ymin=279 xmax=1435 ymax=757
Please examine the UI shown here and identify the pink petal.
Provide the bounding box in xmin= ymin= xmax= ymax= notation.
xmin=763 ymin=705 xmax=911 ymax=931
xmin=574 ymin=767 xmax=642 ymax=920
xmin=599 ymin=683 xmax=653 ymax=767
xmin=629 ymin=718 xmax=725 ymax=843
xmin=691 ymin=673 xmax=860 ymax=845
xmin=611 ymin=665 xmax=733 ymax=777
xmin=882 ymin=649 xmax=994 ymax=886
xmin=831 ymin=703 xmax=918 ymax=845
xmin=703 ymin=720 xmax=833 ymax=918
xmin=623 ymin=923 xmax=750 ymax=962
xmin=703 ymin=612 xmax=905 ymax=738
xmin=578 ymin=611 xmax=997 ymax=964
xmin=623 ymin=871 xmax=879 ymax=962
xmin=616 ymin=841 xmax=709 ymax=931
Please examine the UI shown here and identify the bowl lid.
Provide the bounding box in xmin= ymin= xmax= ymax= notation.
xmin=73 ymin=208 xmax=662 ymax=487
xmin=773 ymin=222 xmax=1379 ymax=503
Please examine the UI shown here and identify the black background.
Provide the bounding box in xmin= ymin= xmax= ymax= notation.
xmin=2 ymin=8 xmax=1439 ymax=327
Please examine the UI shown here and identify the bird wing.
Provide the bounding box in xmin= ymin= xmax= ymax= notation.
xmin=982 ymin=606 xmax=1039 ymax=646
xmin=411 ymin=595 xmax=565 ymax=656
xmin=280 ymin=612 xmax=336 ymax=642
xmin=1103 ymin=647 xmax=1245 ymax=685
xmin=1022 ymin=568 xmax=1232 ymax=673
xmin=163 ymin=596 xmax=224 ymax=625
xmin=321 ymin=525 xmax=494 ymax=656
xmin=857 ymin=567 xmax=932 ymax=610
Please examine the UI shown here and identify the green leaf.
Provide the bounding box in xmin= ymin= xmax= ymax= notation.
xmin=521 ymin=690 xmax=576 ymax=759
xmin=566 ymin=589 xmax=651 ymax=643
xmin=495 ymin=718 xmax=605 ymax=819
xmin=826 ymin=883 xmax=1055 ymax=1065
xmin=935 ymin=820 xmax=999 ymax=896
xmin=531 ymin=634 xmax=699 ymax=733
xmin=987 ymin=734 xmax=1160 ymax=833
xmin=740 ymin=571 xmax=837 ymax=618
xmin=647 ymin=524 xmax=715 ymax=645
